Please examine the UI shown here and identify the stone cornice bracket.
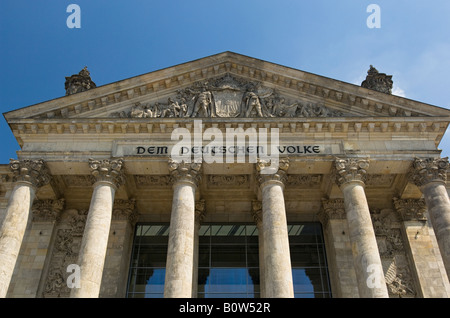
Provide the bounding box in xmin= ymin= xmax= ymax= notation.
xmin=195 ymin=199 xmax=206 ymax=224
xmin=392 ymin=197 xmax=427 ymax=222
xmin=89 ymin=158 xmax=125 ymax=189
xmin=251 ymin=200 xmax=262 ymax=225
xmin=334 ymin=157 xmax=369 ymax=188
xmin=32 ymin=198 xmax=65 ymax=222
xmin=255 ymin=157 xmax=289 ymax=188
xmin=168 ymin=159 xmax=202 ymax=188
xmin=318 ymin=198 xmax=346 ymax=227
xmin=9 ymin=158 xmax=52 ymax=189
xmin=408 ymin=157 xmax=449 ymax=188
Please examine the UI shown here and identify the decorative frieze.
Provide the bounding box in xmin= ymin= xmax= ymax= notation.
xmin=286 ymin=174 xmax=322 ymax=188
xmin=111 ymin=74 xmax=345 ymax=119
xmin=62 ymin=175 xmax=96 ymax=187
xmin=168 ymin=159 xmax=202 ymax=187
xmin=392 ymin=197 xmax=427 ymax=221
xmin=371 ymin=209 xmax=416 ymax=298
xmin=334 ymin=158 xmax=369 ymax=187
xmin=318 ymin=198 xmax=346 ymax=226
xmin=408 ymin=157 xmax=449 ymax=188
xmin=112 ymin=199 xmax=139 ymax=225
xmin=32 ymin=199 xmax=65 ymax=222
xmin=88 ymin=158 xmax=125 ymax=189
xmin=9 ymin=159 xmax=51 ymax=188
xmin=195 ymin=199 xmax=206 ymax=223
xmin=134 ymin=175 xmax=172 ymax=188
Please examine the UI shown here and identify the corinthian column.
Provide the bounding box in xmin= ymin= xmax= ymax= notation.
xmin=164 ymin=160 xmax=201 ymax=298
xmin=409 ymin=157 xmax=450 ymax=278
xmin=0 ymin=159 xmax=51 ymax=297
xmin=334 ymin=158 xmax=388 ymax=298
xmin=256 ymin=158 xmax=293 ymax=298
xmin=70 ymin=158 xmax=125 ymax=298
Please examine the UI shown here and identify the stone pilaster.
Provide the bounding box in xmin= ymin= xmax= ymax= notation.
xmin=7 ymin=199 xmax=64 ymax=297
xmin=70 ymin=158 xmax=125 ymax=298
xmin=192 ymin=199 xmax=205 ymax=298
xmin=319 ymin=198 xmax=358 ymax=297
xmin=256 ymin=158 xmax=293 ymax=298
xmin=164 ymin=160 xmax=201 ymax=298
xmin=251 ymin=200 xmax=265 ymax=298
xmin=408 ymin=157 xmax=450 ymax=279
xmin=0 ymin=159 xmax=51 ymax=298
xmin=334 ymin=158 xmax=389 ymax=298
xmin=101 ymin=199 xmax=139 ymax=297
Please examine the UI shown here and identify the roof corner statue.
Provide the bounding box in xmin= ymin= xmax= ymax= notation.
xmin=361 ymin=65 xmax=393 ymax=94
xmin=64 ymin=66 xmax=97 ymax=96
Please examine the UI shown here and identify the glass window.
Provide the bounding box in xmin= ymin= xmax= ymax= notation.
xmin=126 ymin=222 xmax=331 ymax=298
xmin=126 ymin=224 xmax=169 ymax=298
xmin=198 ymin=224 xmax=260 ymax=298
xmin=288 ymin=223 xmax=332 ymax=298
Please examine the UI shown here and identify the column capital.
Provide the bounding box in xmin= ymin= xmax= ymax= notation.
xmin=392 ymin=197 xmax=427 ymax=222
xmin=89 ymin=158 xmax=125 ymax=189
xmin=334 ymin=157 xmax=369 ymax=188
xmin=408 ymin=157 xmax=449 ymax=188
xmin=168 ymin=159 xmax=202 ymax=188
xmin=255 ymin=157 xmax=289 ymax=188
xmin=31 ymin=198 xmax=65 ymax=222
xmin=9 ymin=159 xmax=51 ymax=189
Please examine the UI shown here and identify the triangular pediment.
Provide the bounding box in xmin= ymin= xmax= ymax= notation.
xmin=5 ymin=51 xmax=450 ymax=122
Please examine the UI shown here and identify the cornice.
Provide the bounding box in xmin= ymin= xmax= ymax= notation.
xmin=5 ymin=52 xmax=450 ymax=123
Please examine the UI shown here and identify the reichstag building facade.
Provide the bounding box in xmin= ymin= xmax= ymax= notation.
xmin=1 ymin=52 xmax=449 ymax=298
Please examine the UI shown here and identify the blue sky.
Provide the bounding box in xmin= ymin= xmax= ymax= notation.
xmin=1 ymin=1 xmax=449 ymax=163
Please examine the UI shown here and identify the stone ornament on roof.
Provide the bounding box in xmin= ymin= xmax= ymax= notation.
xmin=361 ymin=65 xmax=393 ymax=94
xmin=65 ymin=66 xmax=97 ymax=96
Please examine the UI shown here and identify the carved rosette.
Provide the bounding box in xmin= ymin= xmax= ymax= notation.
xmin=255 ymin=158 xmax=289 ymax=188
xmin=32 ymin=199 xmax=65 ymax=222
xmin=334 ymin=158 xmax=369 ymax=187
xmin=408 ymin=157 xmax=449 ymax=188
xmin=89 ymin=158 xmax=125 ymax=189
xmin=168 ymin=159 xmax=202 ymax=187
xmin=112 ymin=199 xmax=139 ymax=225
xmin=318 ymin=198 xmax=346 ymax=226
xmin=392 ymin=197 xmax=427 ymax=222
xmin=9 ymin=159 xmax=51 ymax=189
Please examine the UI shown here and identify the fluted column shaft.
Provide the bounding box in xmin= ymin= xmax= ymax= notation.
xmin=256 ymin=158 xmax=293 ymax=298
xmin=409 ymin=157 xmax=450 ymax=278
xmin=0 ymin=159 xmax=50 ymax=298
xmin=335 ymin=158 xmax=388 ymax=298
xmin=164 ymin=160 xmax=201 ymax=298
xmin=70 ymin=158 xmax=124 ymax=298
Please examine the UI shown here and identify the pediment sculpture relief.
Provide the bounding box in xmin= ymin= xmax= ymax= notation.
xmin=111 ymin=74 xmax=344 ymax=119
